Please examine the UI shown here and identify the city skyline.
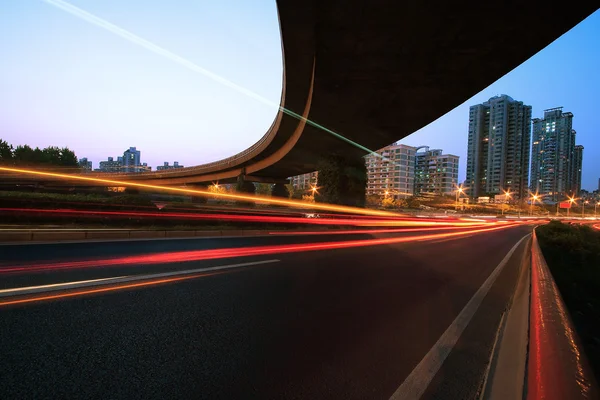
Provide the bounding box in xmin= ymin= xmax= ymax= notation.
xmin=1 ymin=3 xmax=599 ymax=190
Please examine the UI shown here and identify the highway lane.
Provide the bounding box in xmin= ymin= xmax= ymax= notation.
xmin=0 ymin=224 xmax=532 ymax=399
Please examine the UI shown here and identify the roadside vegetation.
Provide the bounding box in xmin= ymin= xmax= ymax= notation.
xmin=536 ymin=221 xmax=600 ymax=378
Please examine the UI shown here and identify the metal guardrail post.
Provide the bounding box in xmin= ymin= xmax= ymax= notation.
xmin=527 ymin=229 xmax=598 ymax=399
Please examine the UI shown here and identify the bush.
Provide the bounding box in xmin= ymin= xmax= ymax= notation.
xmin=536 ymin=221 xmax=600 ymax=379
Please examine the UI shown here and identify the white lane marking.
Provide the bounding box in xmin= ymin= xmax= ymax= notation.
xmin=389 ymin=233 xmax=530 ymax=400
xmin=0 ymin=259 xmax=280 ymax=298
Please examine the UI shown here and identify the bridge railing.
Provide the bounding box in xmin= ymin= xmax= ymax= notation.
xmin=527 ymin=229 xmax=598 ymax=399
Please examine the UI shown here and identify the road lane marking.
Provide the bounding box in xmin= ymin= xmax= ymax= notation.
xmin=0 ymin=259 xmax=280 ymax=298
xmin=389 ymin=233 xmax=531 ymax=400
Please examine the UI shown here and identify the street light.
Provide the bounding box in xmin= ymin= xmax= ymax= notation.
xmin=455 ymin=186 xmax=464 ymax=211
xmin=530 ymin=194 xmax=539 ymax=216
xmin=583 ymin=200 xmax=589 ymax=218
xmin=568 ymin=196 xmax=576 ymax=218
xmin=595 ymin=201 xmax=600 ymax=218
xmin=502 ymin=190 xmax=512 ymax=215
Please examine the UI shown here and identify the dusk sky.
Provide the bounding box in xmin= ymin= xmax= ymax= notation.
xmin=1 ymin=1 xmax=599 ymax=190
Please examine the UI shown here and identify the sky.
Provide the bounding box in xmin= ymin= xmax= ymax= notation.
xmin=0 ymin=1 xmax=599 ymax=190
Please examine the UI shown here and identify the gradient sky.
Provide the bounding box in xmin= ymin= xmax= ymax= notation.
xmin=1 ymin=2 xmax=599 ymax=190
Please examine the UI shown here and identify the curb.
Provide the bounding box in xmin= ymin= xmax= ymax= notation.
xmin=480 ymin=234 xmax=532 ymax=400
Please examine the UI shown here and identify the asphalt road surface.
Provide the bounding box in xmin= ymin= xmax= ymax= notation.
xmin=0 ymin=225 xmax=532 ymax=399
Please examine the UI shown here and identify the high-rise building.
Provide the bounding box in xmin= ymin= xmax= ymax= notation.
xmin=157 ymin=161 xmax=184 ymax=171
xmin=78 ymin=157 xmax=92 ymax=171
xmin=365 ymin=142 xmax=415 ymax=198
xmin=466 ymin=95 xmax=532 ymax=199
xmin=290 ymin=171 xmax=318 ymax=191
xmin=572 ymin=145 xmax=584 ymax=197
xmin=97 ymin=157 xmax=122 ymax=172
xmin=530 ymin=108 xmax=582 ymax=202
xmin=414 ymin=147 xmax=459 ymax=195
xmin=122 ymin=147 xmax=141 ymax=173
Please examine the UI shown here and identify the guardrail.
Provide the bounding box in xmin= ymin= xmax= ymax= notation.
xmin=527 ymin=230 xmax=598 ymax=399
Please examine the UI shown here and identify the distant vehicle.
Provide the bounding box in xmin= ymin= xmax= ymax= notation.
xmin=304 ymin=213 xmax=320 ymax=218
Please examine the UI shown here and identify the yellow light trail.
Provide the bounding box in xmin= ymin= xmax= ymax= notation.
xmin=0 ymin=166 xmax=399 ymax=217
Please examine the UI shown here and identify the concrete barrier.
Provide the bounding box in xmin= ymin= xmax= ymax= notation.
xmin=129 ymin=230 xmax=166 ymax=239
xmin=194 ymin=230 xmax=222 ymax=237
xmin=86 ymin=231 xmax=131 ymax=240
xmin=0 ymin=231 xmax=32 ymax=242
xmin=526 ymin=230 xmax=598 ymax=400
xmin=165 ymin=230 xmax=193 ymax=238
xmin=31 ymin=231 xmax=87 ymax=241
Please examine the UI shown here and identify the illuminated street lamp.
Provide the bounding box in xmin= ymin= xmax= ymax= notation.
xmin=567 ymin=196 xmax=576 ymax=218
xmin=502 ymin=190 xmax=512 ymax=215
xmin=530 ymin=194 xmax=539 ymax=216
xmin=583 ymin=199 xmax=589 ymax=218
xmin=455 ymin=185 xmax=464 ymax=211
xmin=595 ymin=201 xmax=600 ymax=218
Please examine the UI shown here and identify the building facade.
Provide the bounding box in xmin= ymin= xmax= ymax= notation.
xmin=466 ymin=95 xmax=532 ymax=199
xmin=122 ymin=147 xmax=141 ymax=173
xmin=414 ymin=147 xmax=459 ymax=195
xmin=365 ymin=143 xmax=415 ymax=198
xmin=290 ymin=171 xmax=318 ymax=191
xmin=530 ymin=108 xmax=582 ymax=202
xmin=98 ymin=157 xmax=121 ymax=172
xmin=78 ymin=157 xmax=92 ymax=171
xmin=157 ymin=161 xmax=184 ymax=171
xmin=573 ymin=145 xmax=584 ymax=197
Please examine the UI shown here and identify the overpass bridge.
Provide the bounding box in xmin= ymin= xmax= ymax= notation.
xmin=3 ymin=2 xmax=598 ymax=187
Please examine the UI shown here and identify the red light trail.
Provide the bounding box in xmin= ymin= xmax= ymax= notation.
xmin=0 ymin=223 xmax=515 ymax=275
xmin=0 ymin=207 xmax=488 ymax=227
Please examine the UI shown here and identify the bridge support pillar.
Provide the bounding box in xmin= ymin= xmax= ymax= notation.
xmin=271 ymin=183 xmax=288 ymax=198
xmin=316 ymin=153 xmax=366 ymax=207
xmin=187 ymin=183 xmax=208 ymax=204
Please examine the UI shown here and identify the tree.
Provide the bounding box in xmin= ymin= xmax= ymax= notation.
xmin=0 ymin=139 xmax=13 ymax=162
xmin=302 ymin=194 xmax=315 ymax=203
xmin=13 ymin=145 xmax=36 ymax=164
xmin=58 ymin=147 xmax=78 ymax=166
xmin=11 ymin=143 xmax=79 ymax=167
xmin=405 ymin=197 xmax=421 ymax=209
xmin=315 ymin=153 xmax=366 ymax=207
xmin=381 ymin=196 xmax=397 ymax=209
xmin=255 ymin=183 xmax=272 ymax=196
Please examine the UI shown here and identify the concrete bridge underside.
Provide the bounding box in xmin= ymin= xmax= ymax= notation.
xmin=8 ymin=2 xmax=598 ymax=186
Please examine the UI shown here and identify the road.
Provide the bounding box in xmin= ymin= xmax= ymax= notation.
xmin=0 ymin=224 xmax=532 ymax=399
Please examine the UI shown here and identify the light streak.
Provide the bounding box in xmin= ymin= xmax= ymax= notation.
xmin=0 ymin=223 xmax=515 ymax=275
xmin=0 ymin=276 xmax=125 ymax=295
xmin=0 ymin=166 xmax=399 ymax=217
xmin=41 ymin=0 xmax=385 ymax=160
xmin=268 ymin=225 xmax=488 ymax=235
xmin=0 ymin=207 xmax=488 ymax=227
xmin=0 ymin=271 xmax=223 ymax=307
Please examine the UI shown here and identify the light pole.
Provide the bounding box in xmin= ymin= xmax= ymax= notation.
xmin=455 ymin=186 xmax=464 ymax=211
xmin=595 ymin=201 xmax=600 ymax=218
xmin=502 ymin=190 xmax=512 ymax=215
xmin=583 ymin=200 xmax=589 ymax=218
xmin=567 ymin=197 xmax=575 ymax=218
xmin=530 ymin=194 xmax=539 ymax=216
